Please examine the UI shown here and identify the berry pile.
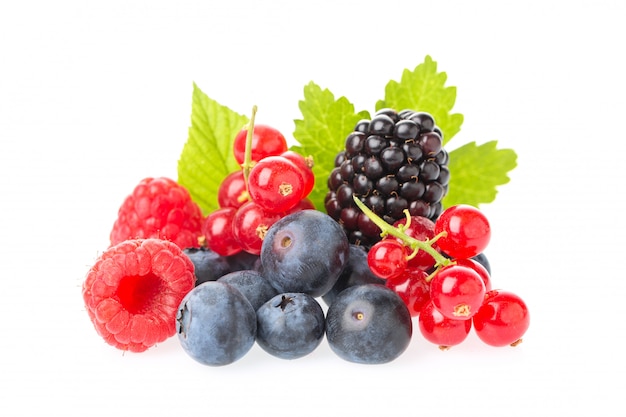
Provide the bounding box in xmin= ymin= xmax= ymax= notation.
xmin=82 ymin=111 xmax=529 ymax=365
xmin=325 ymin=108 xmax=450 ymax=247
xmin=202 ymin=122 xmax=315 ymax=256
xmin=354 ymin=198 xmax=530 ymax=350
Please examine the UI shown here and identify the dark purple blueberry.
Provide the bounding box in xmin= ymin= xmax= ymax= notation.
xmin=260 ymin=210 xmax=349 ymax=297
xmin=321 ymin=245 xmax=386 ymax=307
xmin=183 ymin=247 xmax=232 ymax=286
xmin=176 ymin=281 xmax=256 ymax=366
xmin=325 ymin=284 xmax=412 ymax=364
xmin=217 ymin=270 xmax=278 ymax=311
xmin=256 ymin=293 xmax=325 ymax=359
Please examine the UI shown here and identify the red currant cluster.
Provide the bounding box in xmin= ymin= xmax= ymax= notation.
xmin=203 ymin=122 xmax=315 ymax=256
xmin=355 ymin=198 xmax=530 ymax=350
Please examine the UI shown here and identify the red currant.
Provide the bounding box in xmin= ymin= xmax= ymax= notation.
xmin=386 ymin=268 xmax=430 ymax=317
xmin=280 ymin=151 xmax=315 ymax=198
xmin=418 ymin=300 xmax=472 ymax=349
xmin=202 ymin=207 xmax=242 ymax=256
xmin=454 ymin=258 xmax=492 ymax=291
xmin=434 ymin=205 xmax=491 ymax=259
xmin=367 ymin=239 xmax=408 ymax=280
xmin=429 ymin=264 xmax=486 ymax=320
xmin=247 ymin=156 xmax=305 ymax=213
xmin=473 ymin=290 xmax=530 ymax=347
xmin=217 ymin=170 xmax=248 ymax=209
xmin=392 ymin=215 xmax=439 ymax=271
xmin=232 ymin=201 xmax=281 ymax=255
xmin=233 ymin=124 xmax=288 ymax=165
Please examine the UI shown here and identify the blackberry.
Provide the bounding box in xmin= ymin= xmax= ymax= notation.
xmin=325 ymin=108 xmax=449 ymax=247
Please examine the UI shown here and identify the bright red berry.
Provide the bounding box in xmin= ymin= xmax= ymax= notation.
xmin=202 ymin=207 xmax=242 ymax=256
xmin=232 ymin=201 xmax=281 ymax=255
xmin=109 ymin=177 xmax=204 ymax=250
xmin=367 ymin=239 xmax=408 ymax=280
xmin=218 ymin=170 xmax=248 ymax=209
xmin=418 ymin=300 xmax=472 ymax=349
xmin=233 ymin=124 xmax=288 ymax=165
xmin=247 ymin=156 xmax=305 ymax=213
xmin=429 ymin=264 xmax=486 ymax=320
xmin=82 ymin=238 xmax=196 ymax=352
xmin=434 ymin=204 xmax=491 ymax=259
xmin=385 ymin=267 xmax=430 ymax=317
xmin=473 ymin=290 xmax=530 ymax=347
xmin=280 ymin=150 xmax=315 ymax=198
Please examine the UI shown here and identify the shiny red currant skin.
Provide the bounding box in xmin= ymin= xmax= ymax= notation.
xmin=247 ymin=156 xmax=305 ymax=214
xmin=218 ymin=170 xmax=248 ymax=209
xmin=202 ymin=207 xmax=242 ymax=256
xmin=233 ymin=124 xmax=289 ymax=165
xmin=280 ymin=150 xmax=315 ymax=198
xmin=232 ymin=201 xmax=281 ymax=255
xmin=454 ymin=258 xmax=492 ymax=291
xmin=385 ymin=268 xmax=430 ymax=317
xmin=435 ymin=205 xmax=491 ymax=260
xmin=419 ymin=300 xmax=472 ymax=349
xmin=473 ymin=290 xmax=530 ymax=347
xmin=429 ymin=264 xmax=486 ymax=320
xmin=367 ymin=239 xmax=408 ymax=280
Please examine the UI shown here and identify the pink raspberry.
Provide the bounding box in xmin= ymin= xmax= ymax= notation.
xmin=110 ymin=177 xmax=204 ymax=249
xmin=82 ymin=238 xmax=196 ymax=352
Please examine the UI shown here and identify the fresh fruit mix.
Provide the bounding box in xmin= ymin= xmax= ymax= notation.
xmin=82 ymin=56 xmax=528 ymax=365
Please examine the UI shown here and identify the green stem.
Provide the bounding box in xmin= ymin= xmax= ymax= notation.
xmin=242 ymin=105 xmax=258 ymax=197
xmin=352 ymin=195 xmax=451 ymax=268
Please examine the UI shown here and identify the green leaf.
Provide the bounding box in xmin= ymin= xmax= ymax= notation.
xmin=177 ymin=83 xmax=248 ymax=214
xmin=376 ymin=55 xmax=464 ymax=145
xmin=291 ymin=81 xmax=370 ymax=211
xmin=442 ymin=141 xmax=518 ymax=208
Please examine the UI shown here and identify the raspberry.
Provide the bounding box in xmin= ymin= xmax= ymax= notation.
xmin=82 ymin=238 xmax=196 ymax=352
xmin=110 ymin=177 xmax=204 ymax=249
xmin=325 ymin=108 xmax=450 ymax=247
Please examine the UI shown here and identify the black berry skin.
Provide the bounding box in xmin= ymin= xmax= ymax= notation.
xmin=325 ymin=284 xmax=412 ymax=364
xmin=325 ymin=108 xmax=449 ymax=247
xmin=260 ymin=210 xmax=350 ymax=297
xmin=321 ymin=244 xmax=385 ymax=308
xmin=256 ymin=293 xmax=325 ymax=360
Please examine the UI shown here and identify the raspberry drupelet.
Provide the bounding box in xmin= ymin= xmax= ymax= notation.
xmin=82 ymin=238 xmax=196 ymax=352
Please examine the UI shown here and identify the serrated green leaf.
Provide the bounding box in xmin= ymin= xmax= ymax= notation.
xmin=442 ymin=141 xmax=517 ymax=208
xmin=291 ymin=81 xmax=370 ymax=211
xmin=376 ymin=55 xmax=463 ymax=145
xmin=177 ymin=83 xmax=248 ymax=214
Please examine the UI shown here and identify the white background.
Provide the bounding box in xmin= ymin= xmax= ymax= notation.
xmin=1 ymin=1 xmax=624 ymax=416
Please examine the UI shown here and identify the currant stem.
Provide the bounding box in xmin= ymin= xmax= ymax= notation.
xmin=352 ymin=196 xmax=451 ymax=268
xmin=242 ymin=105 xmax=258 ymax=198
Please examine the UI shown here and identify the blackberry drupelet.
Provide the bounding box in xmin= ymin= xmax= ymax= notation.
xmin=325 ymin=108 xmax=450 ymax=247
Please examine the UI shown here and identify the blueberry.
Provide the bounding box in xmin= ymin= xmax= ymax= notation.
xmin=321 ymin=244 xmax=386 ymax=307
xmin=217 ymin=269 xmax=278 ymax=311
xmin=261 ymin=210 xmax=349 ymax=297
xmin=226 ymin=250 xmax=262 ymax=272
xmin=256 ymin=293 xmax=325 ymax=360
xmin=176 ymin=281 xmax=256 ymax=366
xmin=325 ymin=284 xmax=412 ymax=364
xmin=183 ymin=247 xmax=232 ymax=285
